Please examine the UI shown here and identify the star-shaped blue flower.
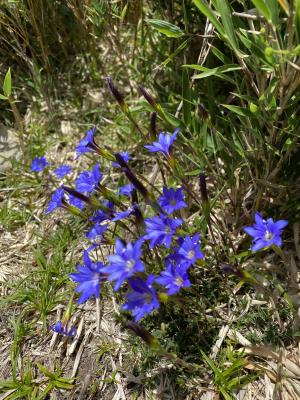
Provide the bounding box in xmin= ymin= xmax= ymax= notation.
xmin=244 ymin=212 xmax=288 ymax=252
xmin=70 ymin=251 xmax=103 ymax=304
xmin=144 ymin=129 xmax=179 ymax=155
xmin=75 ymin=127 xmax=96 ymax=157
xmin=144 ymin=214 xmax=183 ymax=248
xmin=176 ymin=234 xmax=204 ymax=268
xmin=46 ymin=188 xmax=65 ymax=214
xmin=103 ymin=239 xmax=145 ymax=291
xmin=158 ymin=187 xmax=187 ymax=214
xmin=76 ymin=164 xmax=102 ymax=193
xmin=31 ymin=156 xmax=49 ymax=172
xmin=122 ymin=275 xmax=160 ymax=321
xmin=156 ymin=263 xmax=191 ymax=295
xmin=86 ymin=222 xmax=108 ymax=241
xmin=90 ymin=201 xmax=114 ymax=223
xmin=50 ymin=321 xmax=75 ymax=337
xmin=54 ymin=164 xmax=72 ymax=178
xmin=112 ymin=205 xmax=137 ymax=222
xmin=119 ymin=183 xmax=134 ymax=197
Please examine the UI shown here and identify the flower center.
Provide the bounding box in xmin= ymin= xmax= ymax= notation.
xmin=265 ymin=230 xmax=273 ymax=241
xmin=174 ymin=276 xmax=183 ymax=287
xmin=126 ymin=259 xmax=135 ymax=271
xmin=187 ymin=250 xmax=195 ymax=260
xmin=93 ymin=272 xmax=100 ymax=282
xmin=170 ymin=199 xmax=176 ymax=205
xmin=144 ymin=292 xmax=152 ymax=304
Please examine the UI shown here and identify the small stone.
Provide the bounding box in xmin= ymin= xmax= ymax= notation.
xmin=0 ymin=123 xmax=21 ymax=173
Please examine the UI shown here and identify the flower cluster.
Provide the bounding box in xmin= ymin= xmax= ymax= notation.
xmin=40 ymin=124 xmax=288 ymax=335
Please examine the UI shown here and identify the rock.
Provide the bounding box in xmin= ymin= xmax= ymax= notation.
xmin=0 ymin=123 xmax=22 ymax=173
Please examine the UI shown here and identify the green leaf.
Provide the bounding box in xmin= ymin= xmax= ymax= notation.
xmin=221 ymin=104 xmax=253 ymax=117
xmin=182 ymin=68 xmax=191 ymax=126
xmin=251 ymin=0 xmax=272 ymax=22
xmin=193 ymin=0 xmax=225 ymax=37
xmin=3 ymin=68 xmax=11 ymax=97
xmin=296 ymin=0 xmax=300 ymax=40
xmin=146 ymin=19 xmax=184 ymax=38
xmin=159 ymin=38 xmax=192 ymax=68
xmin=213 ymin=0 xmax=239 ymax=52
xmin=120 ymin=3 xmax=128 ymax=21
xmin=0 ymin=94 xmax=8 ymax=100
xmin=184 ymin=64 xmax=241 ymax=79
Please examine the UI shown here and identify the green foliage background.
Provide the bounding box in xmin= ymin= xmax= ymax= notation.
xmin=0 ymin=0 xmax=300 ymax=398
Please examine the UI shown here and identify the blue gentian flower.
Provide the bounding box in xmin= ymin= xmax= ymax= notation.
xmin=104 ymin=239 xmax=145 ymax=291
xmin=158 ymin=187 xmax=187 ymax=214
xmin=177 ymin=234 xmax=204 ymax=267
xmin=68 ymin=194 xmax=85 ymax=210
xmin=86 ymin=223 xmax=108 ymax=240
xmin=144 ymin=214 xmax=183 ymax=248
xmin=144 ymin=129 xmax=179 ymax=155
xmin=50 ymin=321 xmax=75 ymax=337
xmin=119 ymin=183 xmax=134 ymax=197
xmin=112 ymin=151 xmax=131 ymax=168
xmin=112 ymin=205 xmax=137 ymax=222
xmin=75 ymin=127 xmax=96 ymax=157
xmin=90 ymin=201 xmax=114 ymax=223
xmin=46 ymin=188 xmax=65 ymax=214
xmin=244 ymin=212 xmax=288 ymax=252
xmin=76 ymin=164 xmax=102 ymax=193
xmin=31 ymin=156 xmax=49 ymax=172
xmin=156 ymin=263 xmax=191 ymax=295
xmin=54 ymin=164 xmax=72 ymax=178
xmin=70 ymin=251 xmax=103 ymax=304
xmin=123 ymin=275 xmax=160 ymax=321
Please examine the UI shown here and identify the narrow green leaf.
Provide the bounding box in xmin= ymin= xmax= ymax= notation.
xmin=0 ymin=94 xmax=8 ymax=100
xmin=184 ymin=64 xmax=241 ymax=75
xmin=213 ymin=0 xmax=239 ymax=52
xmin=296 ymin=0 xmax=300 ymax=40
xmin=120 ymin=4 xmax=128 ymax=21
xmin=3 ymin=68 xmax=11 ymax=97
xmin=265 ymin=0 xmax=279 ymax=24
xmin=193 ymin=0 xmax=225 ymax=36
xmin=221 ymin=104 xmax=253 ymax=117
xmin=184 ymin=64 xmax=240 ymax=84
xmin=159 ymin=38 xmax=191 ymax=68
xmin=251 ymin=0 xmax=272 ymax=22
xmin=146 ymin=19 xmax=184 ymax=38
xmin=182 ymin=68 xmax=191 ymax=126
xmin=210 ymin=45 xmax=232 ymax=64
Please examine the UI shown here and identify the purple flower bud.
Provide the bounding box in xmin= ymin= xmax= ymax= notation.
xmin=199 ymin=172 xmax=208 ymax=203
xmin=106 ymin=77 xmax=126 ymax=111
xmin=139 ymin=85 xmax=157 ymax=109
xmin=150 ymin=112 xmax=157 ymax=139
xmin=63 ymin=186 xmax=92 ymax=205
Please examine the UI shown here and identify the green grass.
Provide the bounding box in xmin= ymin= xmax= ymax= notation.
xmin=0 ymin=0 xmax=300 ymax=398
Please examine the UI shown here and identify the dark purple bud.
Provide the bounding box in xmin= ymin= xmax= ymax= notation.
xmin=133 ymin=205 xmax=144 ymax=226
xmin=150 ymin=112 xmax=157 ymax=139
xmin=106 ymin=77 xmax=126 ymax=111
xmin=126 ymin=321 xmax=159 ymax=349
xmin=220 ymin=263 xmax=247 ymax=280
xmin=220 ymin=263 xmax=236 ymax=274
xmin=139 ymin=85 xmax=157 ymax=109
xmin=199 ymin=172 xmax=208 ymax=203
xmin=131 ymin=187 xmax=138 ymax=205
xmin=114 ymin=153 xmax=149 ymax=199
xmin=63 ymin=186 xmax=91 ymax=204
